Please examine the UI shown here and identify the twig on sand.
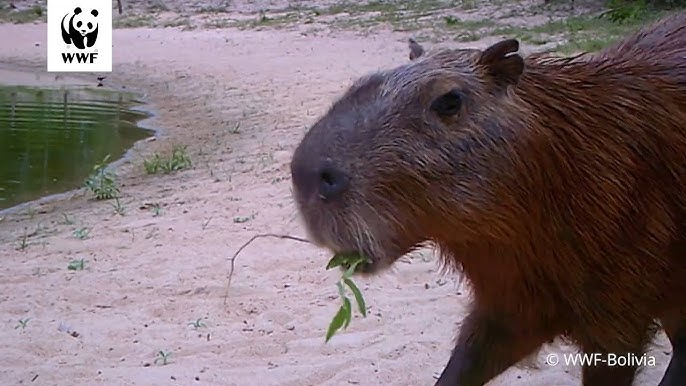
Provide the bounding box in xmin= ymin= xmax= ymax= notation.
xmin=224 ymin=233 xmax=312 ymax=304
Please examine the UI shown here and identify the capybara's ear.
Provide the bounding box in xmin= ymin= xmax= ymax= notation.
xmin=408 ymin=38 xmax=425 ymax=61
xmin=477 ymin=39 xmax=524 ymax=88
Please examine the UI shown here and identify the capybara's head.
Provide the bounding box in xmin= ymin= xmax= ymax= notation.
xmin=290 ymin=39 xmax=525 ymax=274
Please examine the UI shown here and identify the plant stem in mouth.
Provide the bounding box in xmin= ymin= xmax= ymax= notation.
xmin=326 ymin=252 xmax=370 ymax=272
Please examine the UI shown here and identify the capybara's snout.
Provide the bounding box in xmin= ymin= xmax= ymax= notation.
xmin=315 ymin=165 xmax=349 ymax=202
xmin=290 ymin=153 xmax=349 ymax=204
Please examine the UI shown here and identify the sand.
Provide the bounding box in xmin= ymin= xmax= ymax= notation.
xmin=0 ymin=3 xmax=674 ymax=386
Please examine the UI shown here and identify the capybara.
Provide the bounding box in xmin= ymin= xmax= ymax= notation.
xmin=289 ymin=11 xmax=686 ymax=386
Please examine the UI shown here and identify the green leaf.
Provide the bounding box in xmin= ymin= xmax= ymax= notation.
xmin=342 ymin=297 xmax=352 ymax=328
xmin=346 ymin=255 xmax=371 ymax=277
xmin=326 ymin=252 xmax=369 ymax=271
xmin=326 ymin=253 xmax=351 ymax=270
xmin=343 ymin=263 xmax=356 ymax=278
xmin=324 ymin=253 xmax=373 ymax=342
xmin=325 ymin=305 xmax=348 ymax=342
xmin=336 ymin=280 xmax=346 ymax=299
xmin=344 ymin=277 xmax=367 ymax=317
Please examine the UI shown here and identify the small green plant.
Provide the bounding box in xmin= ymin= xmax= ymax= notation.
xmin=257 ymin=9 xmax=271 ymax=23
xmin=151 ymin=203 xmax=162 ymax=217
xmin=228 ymin=122 xmax=241 ymax=134
xmin=61 ymin=213 xmax=74 ymax=225
xmin=14 ymin=318 xmax=30 ymax=329
xmin=161 ymin=145 xmax=192 ymax=173
xmin=84 ymin=154 xmax=120 ymax=200
xmin=68 ymin=258 xmax=86 ymax=271
xmin=143 ymin=145 xmax=192 ymax=175
xmin=17 ymin=228 xmax=29 ymax=251
xmin=444 ymin=15 xmax=459 ymax=25
xmin=188 ymin=318 xmax=207 ymax=329
xmin=73 ymin=227 xmax=90 ymax=240
xmin=233 ymin=212 xmax=256 ymax=223
xmin=154 ymin=350 xmax=172 ymax=365
xmin=143 ymin=153 xmax=163 ymax=174
xmin=324 ymin=253 xmax=370 ymax=342
xmin=111 ymin=197 xmax=125 ymax=215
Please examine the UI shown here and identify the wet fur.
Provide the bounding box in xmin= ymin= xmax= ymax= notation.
xmin=290 ymin=12 xmax=686 ymax=386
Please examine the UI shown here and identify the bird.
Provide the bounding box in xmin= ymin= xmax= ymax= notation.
xmin=408 ymin=37 xmax=424 ymax=61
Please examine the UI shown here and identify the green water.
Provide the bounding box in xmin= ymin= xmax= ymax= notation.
xmin=0 ymin=85 xmax=153 ymax=211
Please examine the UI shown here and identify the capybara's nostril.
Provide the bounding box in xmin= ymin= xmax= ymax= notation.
xmin=318 ymin=166 xmax=348 ymax=202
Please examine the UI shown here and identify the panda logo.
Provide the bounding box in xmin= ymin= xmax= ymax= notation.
xmin=61 ymin=7 xmax=99 ymax=50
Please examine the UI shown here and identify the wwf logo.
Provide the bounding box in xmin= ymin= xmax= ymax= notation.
xmin=61 ymin=7 xmax=99 ymax=49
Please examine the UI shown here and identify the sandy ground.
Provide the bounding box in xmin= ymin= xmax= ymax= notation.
xmin=0 ymin=2 xmax=675 ymax=385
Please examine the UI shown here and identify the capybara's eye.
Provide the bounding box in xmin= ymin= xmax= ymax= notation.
xmin=430 ymin=89 xmax=463 ymax=117
xmin=77 ymin=21 xmax=82 ymax=27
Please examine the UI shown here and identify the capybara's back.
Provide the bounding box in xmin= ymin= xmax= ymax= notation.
xmin=599 ymin=12 xmax=686 ymax=58
xmin=592 ymin=12 xmax=686 ymax=85
xmin=290 ymin=11 xmax=686 ymax=386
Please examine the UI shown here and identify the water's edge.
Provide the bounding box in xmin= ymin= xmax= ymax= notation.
xmin=0 ymin=66 xmax=163 ymax=216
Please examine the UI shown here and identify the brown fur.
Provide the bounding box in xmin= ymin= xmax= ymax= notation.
xmin=290 ymin=12 xmax=686 ymax=386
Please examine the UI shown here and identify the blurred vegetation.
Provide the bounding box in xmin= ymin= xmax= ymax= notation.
xmin=0 ymin=3 xmax=44 ymax=24
xmin=604 ymin=0 xmax=686 ymax=23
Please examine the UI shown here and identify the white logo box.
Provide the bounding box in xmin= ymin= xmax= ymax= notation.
xmin=47 ymin=0 xmax=112 ymax=72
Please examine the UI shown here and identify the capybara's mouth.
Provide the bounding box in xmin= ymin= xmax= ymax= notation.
xmin=326 ymin=250 xmax=377 ymax=275
xmin=354 ymin=258 xmax=376 ymax=274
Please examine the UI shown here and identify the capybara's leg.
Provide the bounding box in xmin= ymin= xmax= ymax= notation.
xmin=658 ymin=313 xmax=686 ymax=386
xmin=577 ymin=332 xmax=650 ymax=386
xmin=658 ymin=332 xmax=686 ymax=386
xmin=581 ymin=359 xmax=637 ymax=386
xmin=434 ymin=310 xmax=558 ymax=386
